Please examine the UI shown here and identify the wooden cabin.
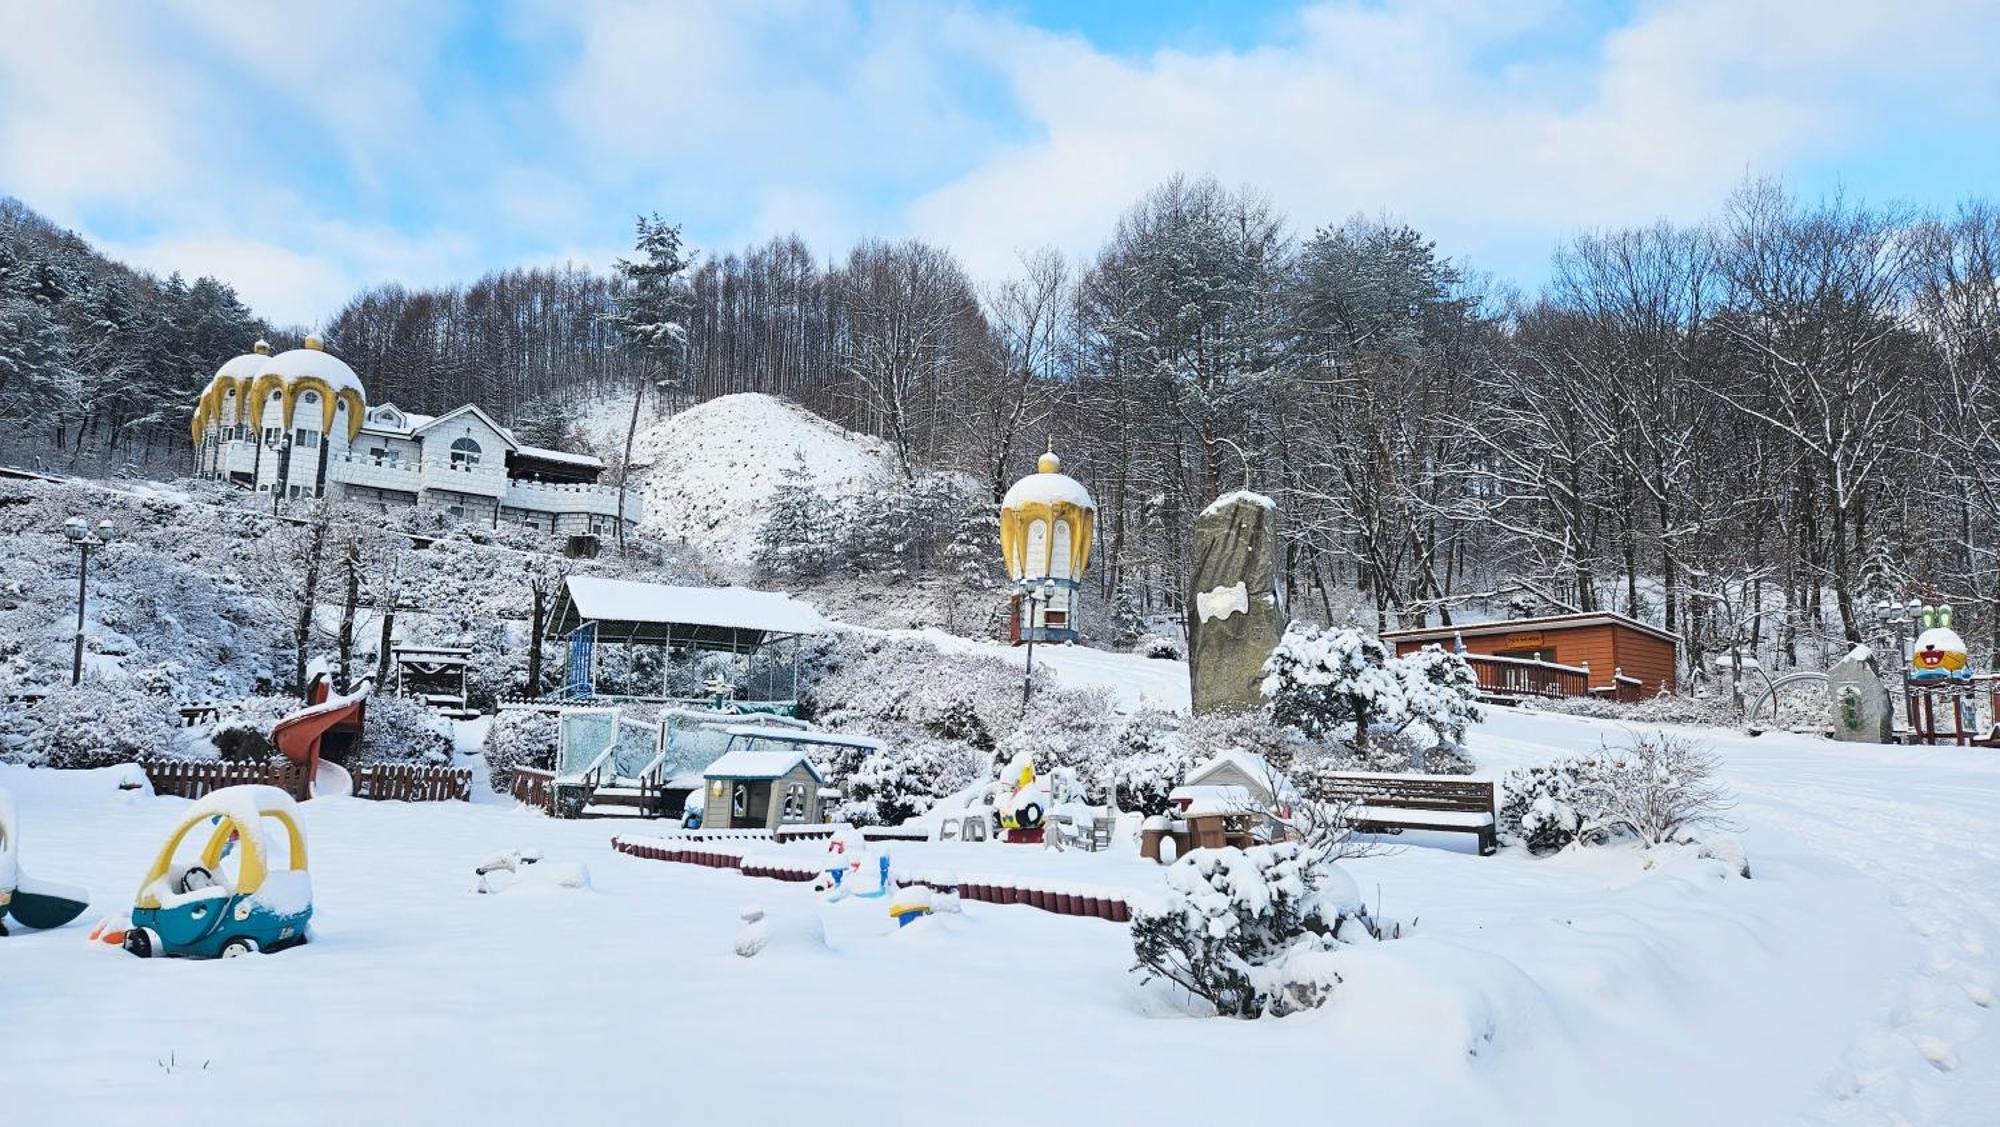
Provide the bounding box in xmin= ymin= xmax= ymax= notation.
xmin=1381 ymin=612 xmax=1678 ymax=701
xmin=701 ymin=744 xmax=827 ymax=830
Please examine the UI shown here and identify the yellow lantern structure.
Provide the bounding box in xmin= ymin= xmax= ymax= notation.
xmin=999 ymin=450 xmax=1096 ymax=644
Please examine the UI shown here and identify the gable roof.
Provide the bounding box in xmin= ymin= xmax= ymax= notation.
xmin=412 ymin=403 xmax=518 ymax=449
xmin=703 ymin=748 xmax=825 ymax=783
xmin=1379 ymin=610 xmax=1678 ymax=647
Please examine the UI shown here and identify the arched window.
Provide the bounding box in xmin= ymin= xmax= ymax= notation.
xmin=450 ymin=437 xmax=481 ymax=468
xmin=298 ymin=390 xmax=318 ymax=406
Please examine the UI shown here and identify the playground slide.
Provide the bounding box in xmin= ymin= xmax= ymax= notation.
xmin=312 ymin=759 xmax=354 ymax=798
xmin=271 ymin=684 xmax=368 ymax=799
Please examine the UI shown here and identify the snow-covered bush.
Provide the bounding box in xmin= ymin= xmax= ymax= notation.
xmin=1261 ymin=624 xmax=1405 ymax=749
xmin=1130 ymin=843 xmax=1364 ymax=1018
xmin=838 ymin=735 xmax=983 ymax=825
xmin=1500 ymin=731 xmax=1734 ymax=853
xmin=357 ymin=694 xmax=452 ymax=765
xmin=1395 ymin=645 xmax=1483 ymax=749
xmin=1577 ymin=730 xmax=1734 ymax=846
xmin=1107 ymin=709 xmax=1201 ymax=815
xmin=483 ymin=708 xmax=559 ymax=789
xmin=10 ymin=685 xmax=180 ymax=768
xmin=209 ymin=695 xmax=302 ymax=762
xmin=1133 ymin=633 xmax=1185 ymax=661
xmin=1497 ymin=759 xmax=1592 ymax=854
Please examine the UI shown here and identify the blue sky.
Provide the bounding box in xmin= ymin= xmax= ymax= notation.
xmin=2 ymin=0 xmax=1995 ymax=324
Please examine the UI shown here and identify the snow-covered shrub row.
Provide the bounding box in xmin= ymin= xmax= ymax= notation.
xmin=755 ymin=462 xmax=1002 ymax=589
xmin=1498 ymin=731 xmax=1735 ymax=854
xmin=355 ymin=694 xmax=453 ymax=766
xmin=1261 ymin=626 xmax=1483 ymax=758
xmin=482 ymin=708 xmax=559 ymax=789
xmin=0 ymin=685 xmax=182 ymax=768
xmin=835 ymin=733 xmax=985 ymax=825
xmin=1526 ymin=692 xmax=1741 ymax=728
xmin=1131 ymin=842 xmax=1367 ymax=1019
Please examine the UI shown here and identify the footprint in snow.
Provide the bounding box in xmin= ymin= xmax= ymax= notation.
xmin=1914 ymin=1035 xmax=1959 ymax=1072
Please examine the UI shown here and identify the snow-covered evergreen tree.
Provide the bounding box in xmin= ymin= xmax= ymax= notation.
xmin=1260 ymin=624 xmax=1406 ymax=750
xmin=754 ymin=451 xmax=839 ymax=577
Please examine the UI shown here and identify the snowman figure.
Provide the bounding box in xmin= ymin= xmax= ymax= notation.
xmin=1910 ymin=604 xmax=1972 ymax=682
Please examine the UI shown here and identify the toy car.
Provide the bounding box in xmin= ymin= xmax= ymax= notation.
xmin=122 ymin=785 xmax=312 ymax=960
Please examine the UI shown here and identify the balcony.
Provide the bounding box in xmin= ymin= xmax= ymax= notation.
xmin=424 ymin=458 xmax=509 ymax=498
xmin=328 ymin=452 xmax=422 ymax=495
xmin=504 ymin=478 xmax=639 ymax=520
xmin=219 ymin=440 xmax=258 ymax=475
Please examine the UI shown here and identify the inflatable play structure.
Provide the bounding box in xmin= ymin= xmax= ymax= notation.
xmin=106 ymin=785 xmax=314 ymax=959
xmin=273 ymin=672 xmax=368 ymax=798
xmin=0 ymin=786 xmax=90 ymax=934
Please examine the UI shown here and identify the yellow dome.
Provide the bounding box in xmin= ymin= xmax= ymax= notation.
xmin=998 ymin=448 xmax=1095 ymax=583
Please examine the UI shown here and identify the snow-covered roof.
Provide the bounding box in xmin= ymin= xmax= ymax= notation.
xmin=1380 ymin=610 xmax=1678 ymax=646
xmin=1186 ymin=749 xmax=1274 ymax=787
xmin=723 ymin=724 xmax=883 ymax=751
xmin=213 ymin=351 xmax=270 ymax=383
xmin=1200 ymin=490 xmax=1275 ymax=519
xmin=1001 ymin=461 xmax=1095 ymax=512
xmin=413 ymin=404 xmax=517 ymax=448
xmin=515 ymin=444 xmax=605 ymax=469
xmin=255 ymin=337 xmax=365 ymax=400
xmin=556 ymin=577 xmax=827 ymax=640
xmin=703 ymin=748 xmax=825 ymax=782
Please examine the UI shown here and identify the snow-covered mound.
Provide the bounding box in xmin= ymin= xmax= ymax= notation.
xmin=632 ymin=393 xmax=894 ymax=568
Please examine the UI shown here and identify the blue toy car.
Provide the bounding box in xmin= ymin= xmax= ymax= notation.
xmin=121 ymin=786 xmax=313 ymax=960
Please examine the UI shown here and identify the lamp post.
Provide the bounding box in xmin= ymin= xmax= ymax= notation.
xmin=63 ymin=517 xmax=118 ymax=685
xmin=1021 ymin=578 xmax=1055 ymax=710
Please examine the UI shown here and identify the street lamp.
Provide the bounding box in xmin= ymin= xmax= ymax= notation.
xmin=1021 ymin=578 xmax=1056 ymax=710
xmin=63 ymin=517 xmax=118 ymax=685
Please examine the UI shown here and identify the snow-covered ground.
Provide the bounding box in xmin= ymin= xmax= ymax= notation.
xmin=6 ymin=704 xmax=1997 ymax=1124
xmin=900 ymin=625 xmax=1193 ymax=712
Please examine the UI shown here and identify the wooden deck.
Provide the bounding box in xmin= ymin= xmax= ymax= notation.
xmin=1461 ymin=653 xmax=1589 ymax=700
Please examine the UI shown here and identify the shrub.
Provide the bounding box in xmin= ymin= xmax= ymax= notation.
xmin=1133 ymin=633 xmax=1185 ymax=661
xmin=483 ymin=708 xmax=559 ymax=789
xmin=1395 ymin=645 xmax=1483 ymax=749
xmin=838 ymin=735 xmax=982 ymax=826
xmin=1131 ymin=843 xmax=1363 ymax=1018
xmin=13 ymin=685 xmax=179 ymax=769
xmin=1261 ymin=625 xmax=1404 ymax=747
xmin=208 ymin=695 xmax=302 ymax=763
xmin=1107 ymin=710 xmax=1200 ymax=815
xmin=1499 ymin=731 xmax=1734 ymax=853
xmin=357 ymin=694 xmax=453 ymax=765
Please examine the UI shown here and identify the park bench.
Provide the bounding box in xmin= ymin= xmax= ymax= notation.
xmin=1312 ymin=772 xmax=1497 ymax=856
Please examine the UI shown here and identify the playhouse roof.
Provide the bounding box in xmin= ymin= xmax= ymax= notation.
xmin=703 ymin=748 xmax=826 ymax=783
xmin=723 ymin=724 xmax=883 ymax=751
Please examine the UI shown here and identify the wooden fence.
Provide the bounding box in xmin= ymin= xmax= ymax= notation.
xmin=140 ymin=759 xmax=309 ymax=801
xmin=139 ymin=759 xmax=470 ymax=803
xmin=509 ymin=766 xmax=556 ymax=812
xmin=351 ymin=763 xmax=473 ymax=802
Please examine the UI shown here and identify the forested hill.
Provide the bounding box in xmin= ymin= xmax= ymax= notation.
xmin=0 ymin=197 xmax=277 ymax=469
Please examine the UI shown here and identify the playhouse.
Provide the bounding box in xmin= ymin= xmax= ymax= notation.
xmin=700 ymin=736 xmax=832 ymax=831
xmin=1381 ymin=611 xmax=1678 ymax=700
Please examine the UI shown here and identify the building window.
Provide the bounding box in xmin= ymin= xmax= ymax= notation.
xmin=298 ymin=391 xmax=319 ymax=406
xmin=781 ymin=782 xmax=808 ymax=823
xmin=294 ymin=428 xmax=320 ymax=449
xmin=447 ymin=504 xmax=466 ymax=519
xmin=450 ymin=437 xmax=481 ymax=468
xmin=522 ymin=517 xmax=543 ymax=532
xmin=368 ymin=446 xmax=392 ymax=463
xmin=263 ymin=426 xmax=283 ymax=446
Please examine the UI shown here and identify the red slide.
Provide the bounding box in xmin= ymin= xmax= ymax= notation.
xmin=272 ymin=676 xmax=369 ymax=798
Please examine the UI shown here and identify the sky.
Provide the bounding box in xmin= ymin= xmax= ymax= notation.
xmin=1 ymin=0 xmax=1995 ymax=326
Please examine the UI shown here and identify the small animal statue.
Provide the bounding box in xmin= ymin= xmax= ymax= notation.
xmin=1910 ymin=604 xmax=1972 ymax=682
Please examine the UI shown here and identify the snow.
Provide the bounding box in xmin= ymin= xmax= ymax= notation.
xmin=1199 ymin=488 xmax=1275 ymax=517
xmin=256 ymin=345 xmax=366 ymax=398
xmin=704 ymin=748 xmax=824 ymax=781
xmin=562 ymin=575 xmax=828 ymax=635
xmin=7 ymin=707 xmax=2000 ymax=1124
xmin=999 ymin=467 xmax=1095 ymax=511
xmin=632 ymin=393 xmax=895 ymax=568
xmin=725 ymin=724 xmax=883 ymax=751
xmin=512 ymin=444 xmax=604 ymax=469
xmin=902 ymin=626 xmax=1192 ymax=712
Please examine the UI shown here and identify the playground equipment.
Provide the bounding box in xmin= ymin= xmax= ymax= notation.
xmin=996 ymin=751 xmax=1051 ymax=843
xmin=814 ymin=828 xmax=891 ymax=900
xmin=1910 ymin=605 xmax=1971 ymax=682
xmin=888 ymin=884 xmax=933 ymax=928
xmin=0 ymin=787 xmax=90 ymax=934
xmin=1901 ymin=605 xmax=1987 ymax=746
xmin=273 ymin=672 xmax=368 ymax=798
xmin=117 ymin=785 xmax=313 ymax=959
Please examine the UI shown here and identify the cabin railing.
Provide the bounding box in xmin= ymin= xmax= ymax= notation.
xmin=1461 ymin=654 xmax=1590 ymax=699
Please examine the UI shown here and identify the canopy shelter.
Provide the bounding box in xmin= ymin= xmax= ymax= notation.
xmin=544 ymin=576 xmax=828 ymax=707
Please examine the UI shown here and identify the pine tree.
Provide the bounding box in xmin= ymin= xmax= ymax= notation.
xmin=755 ymin=451 xmax=838 ymax=578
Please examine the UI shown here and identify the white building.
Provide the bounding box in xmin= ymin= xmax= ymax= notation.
xmin=190 ymin=338 xmax=639 ymax=536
